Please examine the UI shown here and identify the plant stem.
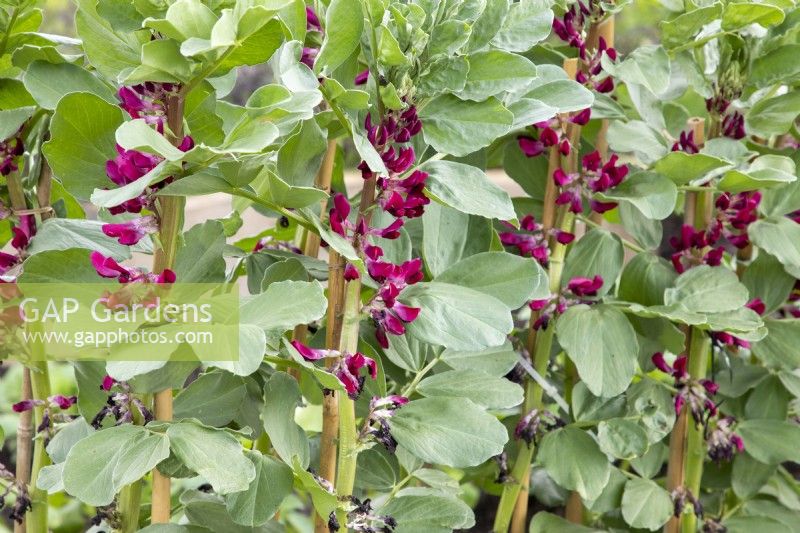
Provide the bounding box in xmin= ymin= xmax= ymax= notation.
xmin=150 ymin=93 xmax=186 ymax=526
xmin=493 ymin=326 xmax=556 ymax=533
xmin=14 ymin=368 xmax=32 ymax=533
xmin=313 ymin=141 xmax=342 ymax=533
xmin=118 ymin=480 xmax=143 ymax=533
xmin=27 ymin=359 xmax=51 ymax=533
xmin=334 ymin=280 xmax=363 ymax=526
xmin=681 ymin=328 xmax=710 ymax=533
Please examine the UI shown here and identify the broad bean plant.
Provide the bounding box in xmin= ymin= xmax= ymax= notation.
xmin=1 ymin=0 xmax=799 ymax=532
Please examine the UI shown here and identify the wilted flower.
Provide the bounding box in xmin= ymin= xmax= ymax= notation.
xmin=671 ymin=486 xmax=702 ymax=519
xmin=0 ymin=134 xmax=24 ymax=177
xmin=91 ymin=379 xmax=153 ymax=428
xmin=514 ymin=408 xmax=564 ymax=445
xmin=706 ymin=416 xmax=744 ymax=463
xmin=652 ymin=352 xmax=719 ymax=425
xmin=359 ymin=395 xmax=409 ymax=452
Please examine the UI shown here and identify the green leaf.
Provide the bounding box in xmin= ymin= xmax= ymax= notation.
xmin=627 ymin=380 xmax=676 ymax=443
xmin=597 ymin=419 xmax=649 ymax=460
xmin=19 ymin=249 xmax=102 ymax=283
xmin=441 ymin=340 xmax=519 ymax=377
xmin=619 ymin=253 xmax=677 ymax=307
xmin=556 ymin=304 xmax=639 ymax=397
xmin=661 ymin=4 xmax=722 ymax=48
xmin=459 ymin=50 xmax=537 ymax=100
xmin=174 ymin=220 xmax=227 ymax=283
xmin=419 ymin=95 xmax=513 ymax=157
xmin=750 ymin=44 xmax=800 ymax=88
xmin=144 ymin=0 xmax=217 ymax=40
xmin=746 ymin=91 xmax=800 ymax=137
xmin=224 ymin=450 xmax=293 ymax=527
xmin=529 ymin=512 xmax=603 ymax=532
xmin=422 ymin=202 xmax=491 ymax=277
xmin=167 ymin=420 xmax=256 ymax=494
xmin=732 ymin=453 xmax=776 ymax=499
xmin=525 ymin=79 xmax=594 ymax=114
xmin=380 ymin=490 xmax=474 ymax=532
xmin=737 ymin=419 xmax=800 ymax=464
xmin=174 ymin=371 xmax=247 ymax=427
xmin=422 ymin=160 xmax=516 ymax=221
xmin=63 ymin=425 xmax=169 ymax=505
xmin=722 ymin=2 xmax=784 ymax=30
xmin=745 ymin=375 xmax=790 ymax=420
xmin=261 ymin=372 xmax=309 ymax=468
xmin=240 ymin=280 xmax=327 ymax=331
xmin=604 ymin=45 xmax=670 ymax=97
xmin=621 ymin=477 xmax=673 ymax=531
xmin=416 ymin=56 xmax=470 ymax=97
xmin=314 ymin=0 xmax=363 ymax=73
xmin=562 ymin=228 xmax=624 ymax=297
xmin=742 ymin=252 xmax=796 ymax=313
xmin=42 ymin=92 xmax=124 ymax=200
xmin=23 ymin=60 xmax=116 ymax=110
xmin=467 ymin=0 xmax=509 ymax=52
xmin=719 ymin=155 xmax=797 ymax=193
xmin=401 ymin=282 xmax=513 ymax=351
xmin=749 ymin=218 xmax=800 ymax=278
xmin=435 ymin=251 xmax=549 ymax=308
xmin=0 ymin=106 xmax=35 ymax=140
xmin=390 ymin=397 xmax=508 ymax=467
xmin=664 ymin=265 xmax=750 ymax=314
xmin=27 ymin=218 xmax=131 ymax=260
xmin=597 ymin=171 xmax=677 ymax=220
xmin=539 ymin=426 xmax=611 ymax=500
xmin=752 ymin=319 xmax=800 ymax=369
xmin=490 ymin=0 xmax=553 ymax=52
xmin=74 ymin=1 xmax=141 ymax=80
xmin=608 ymin=120 xmax=669 ymax=166
xmin=417 ymin=369 xmax=523 ymax=409
xmin=429 ymin=18 xmax=471 ymax=56
xmin=653 ymin=151 xmax=731 ymax=186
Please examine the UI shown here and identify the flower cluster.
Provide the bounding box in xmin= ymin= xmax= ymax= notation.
xmin=552 ymin=1 xmax=618 ymax=92
xmin=669 ymin=191 xmax=761 ymax=273
xmin=326 ymin=106 xmax=428 ymax=347
xmin=329 ymin=497 xmax=397 ymax=533
xmin=529 ymin=275 xmax=604 ymax=330
xmin=706 ymin=96 xmax=746 ymax=140
xmin=517 ymin=112 xmax=588 ymax=159
xmin=0 ymin=222 xmax=33 ymax=276
xmin=554 ymin=150 xmax=629 ymax=214
xmin=499 ymin=214 xmax=575 ymax=266
xmin=652 ymin=352 xmax=719 ymax=425
xmin=90 ymin=376 xmax=153 ymax=428
xmin=671 ymin=130 xmax=700 ymax=154
xmin=105 ymin=85 xmax=194 ymax=218
xmin=91 ymin=251 xmax=175 ymax=284
xmin=514 ymin=408 xmax=564 ymax=446
xmin=705 ymin=416 xmax=744 ymax=463
xmin=12 ymin=394 xmax=77 ymax=443
xmin=0 ymin=463 xmax=31 ymax=524
xmin=290 ymin=340 xmax=378 ymax=399
xmin=118 ymin=83 xmax=178 ymax=131
xmin=671 ymin=486 xmax=703 ymax=521
xmin=0 ymin=133 xmax=24 ymax=176
xmin=358 ymin=394 xmax=409 ymax=453
xmin=301 ymin=7 xmax=322 ymax=68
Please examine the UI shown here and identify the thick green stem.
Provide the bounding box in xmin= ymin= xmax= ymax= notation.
xmin=681 ymin=328 xmax=710 ymax=533
xmin=493 ymin=327 xmax=556 ymax=532
xmin=27 ymin=360 xmax=51 ymax=533
xmin=334 ymin=280 xmax=363 ymax=526
xmin=118 ymin=480 xmax=143 ymax=533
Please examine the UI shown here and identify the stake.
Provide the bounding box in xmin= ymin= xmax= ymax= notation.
xmin=150 ymin=93 xmax=186 ymax=525
xmin=312 ymin=140 xmax=343 ymax=533
xmin=665 ymin=118 xmax=709 ymax=533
